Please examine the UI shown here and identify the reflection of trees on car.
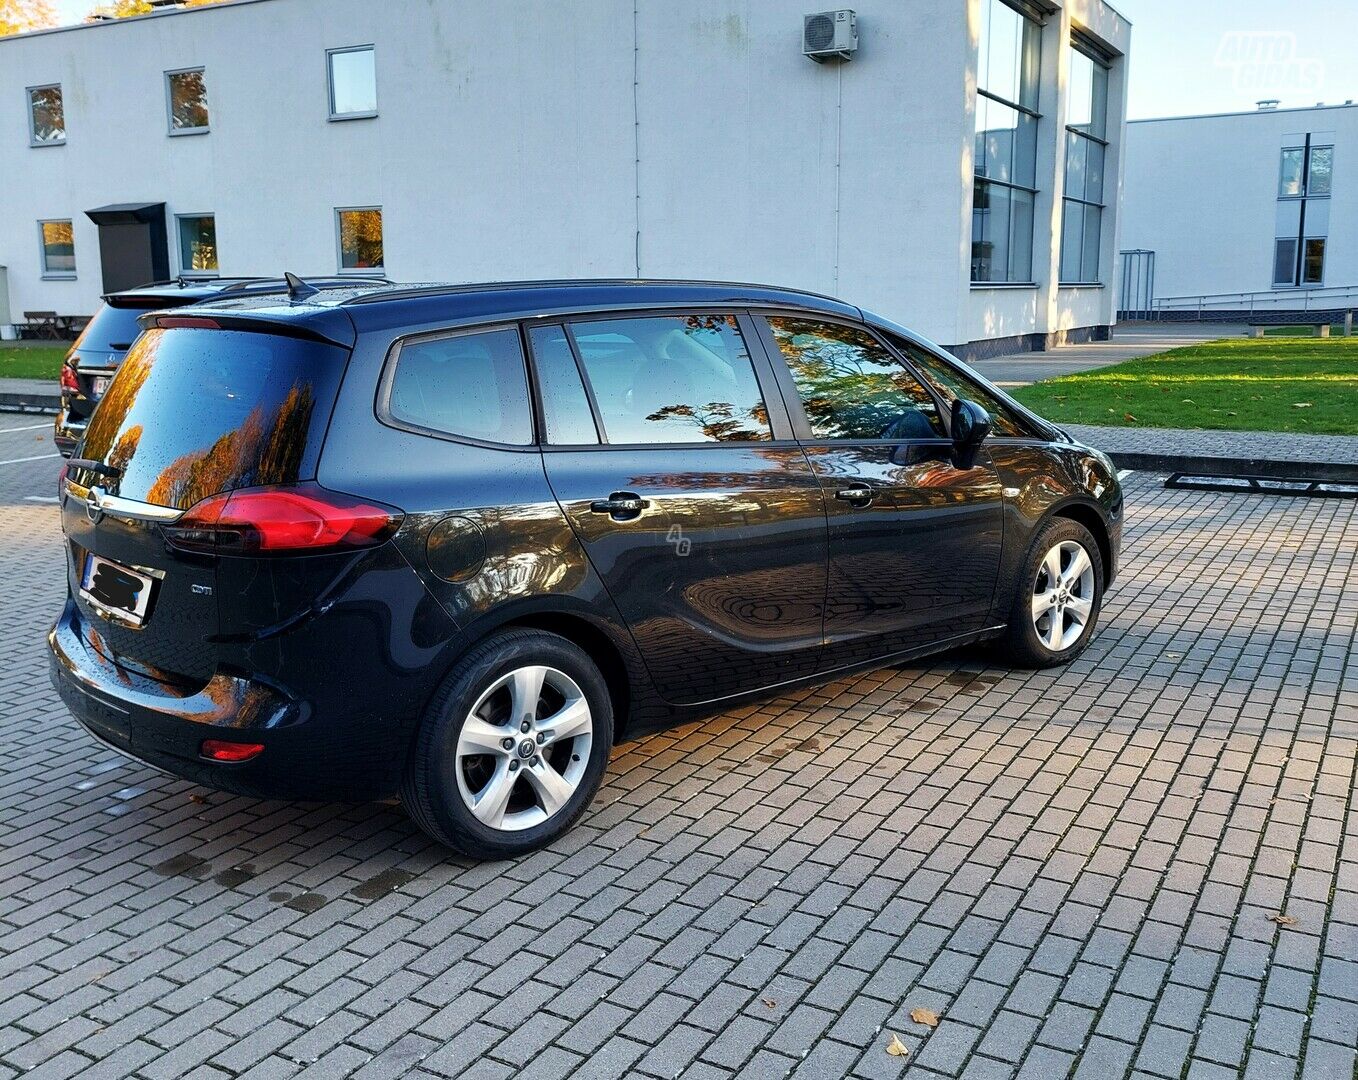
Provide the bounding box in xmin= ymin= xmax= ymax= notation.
xmin=772 ymin=319 xmax=942 ymax=441
xmin=147 ymin=385 xmax=315 ymax=509
xmin=645 ymin=400 xmax=770 ymax=443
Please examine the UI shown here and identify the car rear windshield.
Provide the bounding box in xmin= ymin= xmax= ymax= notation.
xmin=80 ymin=327 xmax=349 ymax=509
xmin=74 ymin=300 xmax=163 ymax=356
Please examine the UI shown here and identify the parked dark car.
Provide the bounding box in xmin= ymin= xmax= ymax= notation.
xmin=49 ymin=278 xmax=1122 ymax=858
xmin=54 ymin=276 xmax=386 ymax=455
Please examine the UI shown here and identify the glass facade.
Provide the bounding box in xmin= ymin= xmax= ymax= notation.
xmin=1059 ymin=43 xmax=1109 ymax=283
xmin=1274 ymin=138 xmax=1333 ymax=286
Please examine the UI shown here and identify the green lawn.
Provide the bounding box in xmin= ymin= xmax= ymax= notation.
xmin=1011 ymin=336 xmax=1358 ymax=435
xmin=0 ymin=346 xmax=67 ymax=381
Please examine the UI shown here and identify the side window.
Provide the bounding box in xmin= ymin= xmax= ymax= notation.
xmin=892 ymin=338 xmax=1027 ymax=437
xmin=766 ymin=317 xmax=945 ymax=441
xmin=568 ymin=314 xmax=771 ymax=444
xmin=528 ymin=324 xmax=599 ymax=445
xmin=386 ymin=327 xmax=533 ymax=445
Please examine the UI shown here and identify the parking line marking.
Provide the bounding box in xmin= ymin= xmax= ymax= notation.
xmin=1117 ymin=469 xmax=1133 ymax=480
xmin=0 ymin=453 xmax=60 ymax=467
xmin=23 ymin=495 xmax=59 ymax=503
xmin=0 ymin=423 xmax=54 ymax=433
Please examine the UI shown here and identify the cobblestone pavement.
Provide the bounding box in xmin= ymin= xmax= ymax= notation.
xmin=1065 ymin=424 xmax=1358 ymax=467
xmin=1 ymin=419 xmax=1355 ymax=1080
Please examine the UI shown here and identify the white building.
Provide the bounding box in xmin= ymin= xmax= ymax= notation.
xmin=0 ymin=0 xmax=1131 ymax=357
xmin=1121 ymin=102 xmax=1357 ymax=317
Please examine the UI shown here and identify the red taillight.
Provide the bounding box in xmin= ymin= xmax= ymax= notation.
xmin=164 ymin=483 xmax=403 ymax=556
xmin=156 ymin=316 xmax=221 ymax=330
xmin=201 ymin=739 xmax=264 ymax=762
xmin=60 ymin=360 xmax=80 ymax=393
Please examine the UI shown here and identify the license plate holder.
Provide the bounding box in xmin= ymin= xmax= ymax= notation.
xmin=80 ymin=554 xmax=154 ymax=626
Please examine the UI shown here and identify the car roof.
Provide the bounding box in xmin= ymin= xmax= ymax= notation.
xmin=186 ymin=278 xmax=866 ymax=337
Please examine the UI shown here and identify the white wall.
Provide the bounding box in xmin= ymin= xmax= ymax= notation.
xmin=1122 ymin=104 xmax=1358 ymax=301
xmin=1 ymin=0 xmax=1129 ymax=350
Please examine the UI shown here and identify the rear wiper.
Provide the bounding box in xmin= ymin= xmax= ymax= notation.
xmin=67 ymin=458 xmax=122 ymax=480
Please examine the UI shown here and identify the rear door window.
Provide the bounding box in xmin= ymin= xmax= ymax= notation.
xmin=527 ymin=324 xmax=599 ymax=445
xmin=79 ymin=327 xmax=349 ymax=509
xmin=765 ymin=317 xmax=945 ymax=441
xmin=385 ymin=326 xmax=533 ymax=445
xmin=567 ymin=314 xmax=771 ymax=444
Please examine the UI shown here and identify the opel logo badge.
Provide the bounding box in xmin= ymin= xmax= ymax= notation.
xmin=86 ymin=488 xmax=105 ymax=526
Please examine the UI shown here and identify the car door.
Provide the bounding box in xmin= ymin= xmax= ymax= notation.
xmin=533 ymin=312 xmax=829 ymax=706
xmin=753 ymin=313 xmax=1004 ymax=668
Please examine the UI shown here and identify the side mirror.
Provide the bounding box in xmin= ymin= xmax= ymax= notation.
xmin=951 ymin=399 xmax=992 ymax=465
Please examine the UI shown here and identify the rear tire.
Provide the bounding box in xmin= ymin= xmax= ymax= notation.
xmin=401 ymin=629 xmax=614 ymax=859
xmin=996 ymin=517 xmax=1104 ymax=668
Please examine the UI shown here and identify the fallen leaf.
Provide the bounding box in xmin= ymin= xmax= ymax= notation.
xmin=1123 ymin=413 xmax=1138 ymax=422
xmin=1268 ymin=913 xmax=1298 ymax=926
xmin=1180 ymin=399 xmax=1194 ymax=404
xmin=188 ymin=794 xmax=208 ymax=804
xmin=1292 ymin=402 xmax=1313 ymax=408
xmin=762 ymin=998 xmax=777 ymax=1008
xmin=910 ymin=1007 xmax=941 ymax=1028
xmin=885 ymin=1033 xmax=910 ymax=1057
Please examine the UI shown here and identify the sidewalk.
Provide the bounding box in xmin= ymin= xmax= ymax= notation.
xmin=1067 ymin=423 xmax=1358 ymax=467
xmin=969 ymin=322 xmax=1247 ymax=387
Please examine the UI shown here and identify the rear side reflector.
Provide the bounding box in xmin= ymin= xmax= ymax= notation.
xmin=60 ymin=361 xmax=80 ymax=393
xmin=200 ymin=739 xmax=265 ymax=762
xmin=164 ymin=483 xmax=403 ymax=556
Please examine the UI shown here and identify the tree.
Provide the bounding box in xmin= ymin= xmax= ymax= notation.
xmin=0 ymin=0 xmax=56 ymax=35
xmin=86 ymin=0 xmax=232 ymax=18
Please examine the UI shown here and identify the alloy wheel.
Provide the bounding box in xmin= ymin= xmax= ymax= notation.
xmin=455 ymin=665 xmax=594 ymax=831
xmin=1030 ymin=539 xmax=1095 ymax=652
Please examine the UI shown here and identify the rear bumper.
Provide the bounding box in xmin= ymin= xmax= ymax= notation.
xmin=48 ymin=599 xmax=404 ymax=801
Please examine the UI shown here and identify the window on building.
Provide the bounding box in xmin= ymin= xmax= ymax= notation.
xmin=177 ymin=215 xmax=218 ymax=275
xmin=1303 ymin=238 xmax=1326 ymax=284
xmin=567 ymin=315 xmax=772 ymax=445
xmin=386 ymin=327 xmax=533 ymax=445
xmin=767 ymin=317 xmax=945 ymax=442
xmin=1278 ymin=147 xmax=1305 ymax=197
xmin=336 ymin=207 xmax=384 ymax=271
xmin=166 ymin=69 xmax=209 ymax=134
xmin=1060 ymin=40 xmax=1110 ymax=284
xmin=40 ymin=220 xmax=76 ymax=277
xmin=328 ymin=46 xmax=377 ymax=119
xmin=27 ymin=85 xmax=65 ymax=146
xmin=1273 ymin=139 xmax=1333 ymax=286
xmin=1307 ymin=146 xmax=1333 ymax=196
xmin=972 ymin=0 xmax=1042 ymax=284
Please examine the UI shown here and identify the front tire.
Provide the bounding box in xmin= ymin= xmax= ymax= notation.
xmin=401 ymin=630 xmax=614 ymax=859
xmin=996 ymin=517 xmax=1104 ymax=668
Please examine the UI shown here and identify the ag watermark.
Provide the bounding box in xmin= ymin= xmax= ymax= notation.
xmin=666 ymin=524 xmax=692 ymax=557
xmin=1215 ymin=31 xmax=1324 ymax=96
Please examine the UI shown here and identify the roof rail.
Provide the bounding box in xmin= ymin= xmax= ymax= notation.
xmin=339 ymin=277 xmax=847 ymax=307
xmin=215 ymin=275 xmax=389 ymax=295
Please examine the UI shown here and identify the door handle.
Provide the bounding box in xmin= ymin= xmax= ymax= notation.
xmin=834 ymin=485 xmax=874 ymax=505
xmin=589 ymin=492 xmax=649 ymax=519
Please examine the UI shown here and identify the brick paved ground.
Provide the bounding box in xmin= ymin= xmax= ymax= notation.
xmin=1065 ymin=424 xmax=1358 ymax=467
xmin=1 ymin=417 xmax=1355 ymax=1080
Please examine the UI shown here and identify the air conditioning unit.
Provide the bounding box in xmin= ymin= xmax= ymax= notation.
xmin=803 ymin=10 xmax=857 ymax=62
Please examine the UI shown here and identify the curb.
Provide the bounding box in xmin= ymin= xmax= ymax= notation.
xmin=0 ymin=391 xmax=59 ymax=415
xmin=1109 ymin=451 xmax=1358 ymax=484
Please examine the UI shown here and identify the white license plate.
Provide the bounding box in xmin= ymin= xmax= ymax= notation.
xmin=80 ymin=554 xmax=153 ymax=625
xmin=91 ymin=376 xmax=110 ymax=396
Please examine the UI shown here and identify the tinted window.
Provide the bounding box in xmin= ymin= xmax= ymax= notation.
xmin=388 ymin=327 xmax=532 ymax=445
xmin=569 ymin=315 xmax=771 ymax=444
xmin=80 ymin=328 xmax=347 ymax=509
xmin=528 ymin=325 xmax=598 ymax=445
xmin=73 ymin=302 xmax=155 ymax=356
xmin=767 ymin=317 xmax=944 ymax=441
xmin=893 ymin=339 xmax=1026 ymax=437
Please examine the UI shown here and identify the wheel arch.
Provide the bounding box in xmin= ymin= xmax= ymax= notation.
xmin=1049 ymin=500 xmax=1112 ymax=583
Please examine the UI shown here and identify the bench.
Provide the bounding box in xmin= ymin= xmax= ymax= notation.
xmin=1247 ymin=310 xmax=1355 ymax=339
xmin=21 ymin=311 xmax=88 ymax=340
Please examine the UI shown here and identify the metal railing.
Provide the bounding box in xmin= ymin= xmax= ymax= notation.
xmin=1152 ymin=283 xmax=1358 ymax=319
